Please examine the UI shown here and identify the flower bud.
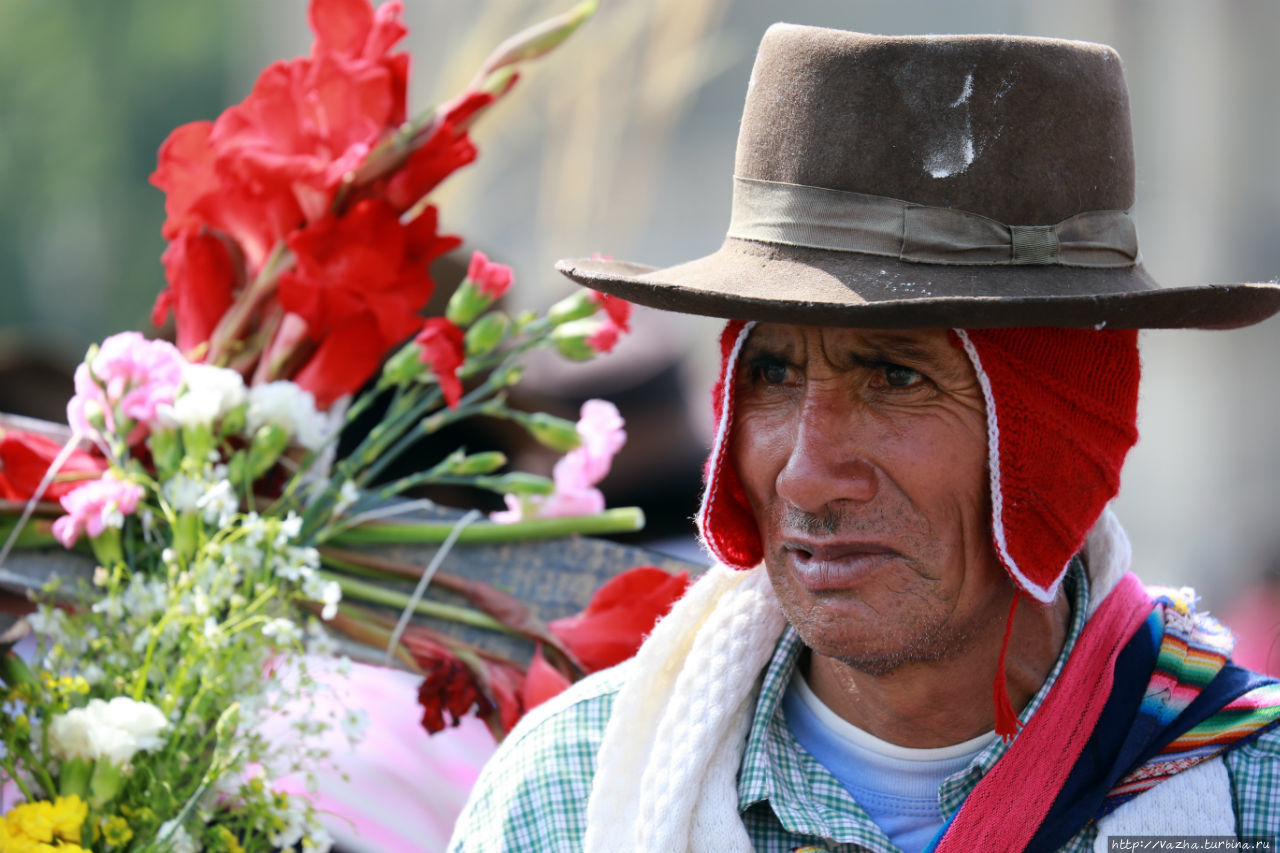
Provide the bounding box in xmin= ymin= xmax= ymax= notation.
xmin=448 ymin=451 xmax=508 ymax=475
xmin=382 ymin=341 xmax=428 ymax=386
xmin=445 ymin=279 xmax=489 ymax=327
xmin=246 ymin=423 xmax=290 ymax=480
xmin=481 ymin=472 xmax=555 ymax=495
xmin=548 ymin=291 xmax=598 ymax=325
xmin=464 ymin=311 xmax=511 ymax=356
xmin=517 ymin=412 xmax=581 ymax=453
xmin=551 ymin=319 xmax=605 ymax=361
xmin=83 ymin=401 xmax=109 ymax=434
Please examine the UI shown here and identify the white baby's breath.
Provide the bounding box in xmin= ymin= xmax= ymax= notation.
xmin=333 ymin=480 xmax=360 ymax=515
xmin=197 ymin=477 xmax=238 ymax=527
xmin=262 ymin=618 xmax=303 ymax=644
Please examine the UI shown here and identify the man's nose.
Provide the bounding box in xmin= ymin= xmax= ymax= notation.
xmin=774 ymin=392 xmax=878 ymax=514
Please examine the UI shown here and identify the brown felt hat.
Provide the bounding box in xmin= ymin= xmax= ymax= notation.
xmin=557 ymin=25 xmax=1280 ymax=329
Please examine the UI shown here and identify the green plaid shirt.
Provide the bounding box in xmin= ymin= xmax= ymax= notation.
xmin=449 ymin=567 xmax=1280 ymax=852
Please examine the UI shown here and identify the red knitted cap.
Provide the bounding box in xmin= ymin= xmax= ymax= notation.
xmin=697 ymin=323 xmax=1140 ymax=603
xmin=696 ymin=320 xmax=763 ymax=568
xmin=953 ymin=327 xmax=1140 ymax=602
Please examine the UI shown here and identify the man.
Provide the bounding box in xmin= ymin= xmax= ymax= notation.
xmin=449 ymin=26 xmax=1280 ymax=852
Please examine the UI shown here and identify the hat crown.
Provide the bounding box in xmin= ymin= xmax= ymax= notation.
xmin=736 ymin=26 xmax=1136 ymax=225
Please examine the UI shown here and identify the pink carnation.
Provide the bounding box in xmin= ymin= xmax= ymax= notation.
xmin=466 ymin=250 xmax=513 ymax=299
xmin=51 ymin=473 xmax=145 ymax=548
xmin=491 ymin=400 xmax=626 ymax=523
xmin=67 ymin=332 xmax=186 ymax=441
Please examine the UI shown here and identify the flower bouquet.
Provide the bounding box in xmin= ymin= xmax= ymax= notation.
xmin=0 ymin=1 xmax=694 ymax=849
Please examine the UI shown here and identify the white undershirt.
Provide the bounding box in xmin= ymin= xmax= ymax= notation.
xmin=782 ymin=668 xmax=996 ymax=853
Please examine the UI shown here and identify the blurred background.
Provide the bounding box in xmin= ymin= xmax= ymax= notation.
xmin=1 ymin=0 xmax=1278 ymax=633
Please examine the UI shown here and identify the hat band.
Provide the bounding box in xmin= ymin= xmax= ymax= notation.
xmin=727 ymin=177 xmax=1140 ymax=268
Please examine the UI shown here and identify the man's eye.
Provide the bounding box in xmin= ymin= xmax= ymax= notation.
xmin=760 ymin=363 xmax=789 ymax=385
xmin=882 ymin=364 xmax=923 ymax=388
xmin=746 ymin=357 xmax=790 ymax=385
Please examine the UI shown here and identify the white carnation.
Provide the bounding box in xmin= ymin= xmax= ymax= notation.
xmin=48 ymin=696 xmax=169 ymax=765
xmin=160 ymin=363 xmax=247 ymax=429
xmin=244 ymin=381 xmax=325 ymax=450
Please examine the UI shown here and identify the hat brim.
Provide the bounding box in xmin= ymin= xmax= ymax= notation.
xmin=558 ymin=237 xmax=1280 ymax=330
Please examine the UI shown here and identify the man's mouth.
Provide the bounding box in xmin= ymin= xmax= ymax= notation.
xmin=780 ymin=539 xmax=901 ymax=591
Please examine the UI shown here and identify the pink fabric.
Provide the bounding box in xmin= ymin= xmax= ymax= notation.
xmin=269 ymin=659 xmax=496 ymax=852
xmin=935 ymin=572 xmax=1154 ymax=852
xmin=1221 ymin=586 xmax=1280 ymax=676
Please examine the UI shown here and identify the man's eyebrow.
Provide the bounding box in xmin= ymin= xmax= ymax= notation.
xmin=849 ymin=336 xmax=945 ymax=368
xmin=740 ymin=337 xmax=797 ymax=362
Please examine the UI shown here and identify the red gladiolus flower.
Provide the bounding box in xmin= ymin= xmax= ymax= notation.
xmin=415 ymin=318 xmax=467 ymax=409
xmin=278 ymin=199 xmax=460 ymax=406
xmin=152 ymin=120 xmax=303 ymax=273
xmin=520 ymin=645 xmax=572 ymax=712
xmin=0 ymin=431 xmax=106 ymax=503
xmin=548 ymin=566 xmax=690 ymax=673
xmin=208 ymin=0 xmax=410 ymax=219
xmin=385 ymin=91 xmax=495 ymax=212
xmin=405 ymin=629 xmax=527 ymax=737
xmin=481 ymin=658 xmax=526 ymax=736
xmin=151 ymin=0 xmax=411 ymax=272
xmin=410 ymin=636 xmax=486 ymax=733
xmin=153 ymin=229 xmax=239 ymax=357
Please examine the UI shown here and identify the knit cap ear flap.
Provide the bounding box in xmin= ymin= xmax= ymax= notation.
xmin=953 ymin=327 xmax=1140 ymax=603
xmin=696 ymin=320 xmax=762 ymax=570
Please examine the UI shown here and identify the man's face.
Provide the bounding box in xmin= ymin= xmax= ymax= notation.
xmin=729 ymin=324 xmax=1010 ymax=674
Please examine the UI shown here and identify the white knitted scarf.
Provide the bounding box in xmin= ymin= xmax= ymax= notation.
xmin=583 ymin=510 xmax=1136 ymax=853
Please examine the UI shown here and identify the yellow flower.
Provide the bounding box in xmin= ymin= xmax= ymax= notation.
xmin=48 ymin=796 xmax=87 ymax=843
xmin=101 ymin=814 xmax=133 ymax=846
xmin=0 ymin=795 xmax=88 ymax=848
xmin=5 ymin=800 xmax=55 ymax=843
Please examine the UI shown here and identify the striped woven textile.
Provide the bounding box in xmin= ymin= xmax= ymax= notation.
xmin=1098 ymin=587 xmax=1280 ymax=814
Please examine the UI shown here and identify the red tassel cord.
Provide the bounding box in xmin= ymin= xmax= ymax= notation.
xmin=993 ymin=590 xmax=1023 ymax=742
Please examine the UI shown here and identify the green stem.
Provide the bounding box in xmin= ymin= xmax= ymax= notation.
xmin=356 ymin=397 xmax=489 ymax=489
xmin=206 ymin=242 xmax=292 ymax=366
xmin=0 ymin=755 xmax=35 ymax=802
xmin=326 ymin=506 xmax=645 ymax=546
xmin=325 ymin=571 xmax=519 ymax=635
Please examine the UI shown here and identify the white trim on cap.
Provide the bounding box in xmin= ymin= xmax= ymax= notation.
xmin=953 ymin=329 xmax=1060 ymax=604
xmin=697 ymin=320 xmax=756 ymax=564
